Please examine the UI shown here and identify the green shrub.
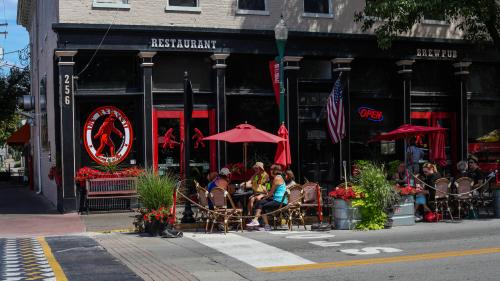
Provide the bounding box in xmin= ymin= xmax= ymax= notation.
xmin=352 ymin=162 xmax=398 ymax=230
xmin=137 ymin=170 xmax=177 ymax=210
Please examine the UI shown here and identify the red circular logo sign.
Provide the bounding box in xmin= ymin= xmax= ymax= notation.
xmin=83 ymin=106 xmax=133 ymax=165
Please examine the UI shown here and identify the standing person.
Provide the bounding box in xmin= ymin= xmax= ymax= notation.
xmin=246 ymin=164 xmax=288 ymax=231
xmin=406 ymin=138 xmax=423 ymax=176
xmin=241 ymin=162 xmax=269 ymax=216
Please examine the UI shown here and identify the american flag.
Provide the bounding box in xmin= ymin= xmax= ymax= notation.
xmin=327 ymin=75 xmax=345 ymax=143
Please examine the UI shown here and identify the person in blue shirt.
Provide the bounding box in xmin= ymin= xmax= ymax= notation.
xmin=406 ymin=138 xmax=423 ymax=176
xmin=207 ymin=168 xmax=231 ymax=209
xmin=246 ymin=164 xmax=288 ymax=231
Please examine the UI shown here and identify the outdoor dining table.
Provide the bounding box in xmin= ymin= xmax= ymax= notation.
xmin=231 ymin=189 xmax=254 ymax=213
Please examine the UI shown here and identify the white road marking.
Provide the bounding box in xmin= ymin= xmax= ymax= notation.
xmin=267 ymin=231 xmax=312 ymax=235
xmin=309 ymin=240 xmax=364 ymax=247
xmin=185 ymin=233 xmax=315 ymax=268
xmin=285 ymin=234 xmax=336 ymax=239
xmin=340 ymin=247 xmax=403 ymax=255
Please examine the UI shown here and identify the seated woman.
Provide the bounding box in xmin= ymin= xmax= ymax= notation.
xmin=246 ymin=164 xmax=288 ymax=231
xmin=240 ymin=162 xmax=270 ymax=216
xmin=392 ymin=163 xmax=408 ymax=186
xmin=415 ymin=162 xmax=441 ymax=220
xmin=285 ymin=169 xmax=297 ymax=189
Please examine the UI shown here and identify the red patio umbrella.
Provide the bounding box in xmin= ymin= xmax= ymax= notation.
xmin=369 ymin=124 xmax=448 ymax=172
xmin=203 ymin=123 xmax=284 ymax=168
xmin=429 ymin=125 xmax=447 ymax=167
xmin=274 ymin=123 xmax=292 ymax=168
xmin=369 ymin=124 xmax=447 ymax=142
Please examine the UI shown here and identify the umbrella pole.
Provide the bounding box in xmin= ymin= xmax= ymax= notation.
xmin=404 ymin=138 xmax=408 ymax=170
xmin=243 ymin=142 xmax=248 ymax=170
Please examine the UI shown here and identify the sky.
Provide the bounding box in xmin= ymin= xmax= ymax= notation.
xmin=1 ymin=0 xmax=29 ymax=70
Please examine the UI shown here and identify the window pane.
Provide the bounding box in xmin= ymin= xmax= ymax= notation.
xmin=169 ymin=0 xmax=197 ymax=7
xmin=238 ymin=0 xmax=266 ymax=11
xmin=304 ymin=0 xmax=329 ymax=14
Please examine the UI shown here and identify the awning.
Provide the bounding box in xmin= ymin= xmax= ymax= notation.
xmin=6 ymin=124 xmax=31 ymax=146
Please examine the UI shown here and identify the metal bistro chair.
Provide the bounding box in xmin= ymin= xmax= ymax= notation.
xmin=454 ymin=177 xmax=474 ymax=220
xmin=194 ymin=184 xmax=211 ymax=233
xmin=434 ymin=178 xmax=453 ymax=221
xmin=268 ymin=190 xmax=290 ymax=230
xmin=300 ymin=182 xmax=324 ymax=224
xmin=209 ymin=187 xmax=243 ymax=234
xmin=286 ymin=184 xmax=306 ymax=230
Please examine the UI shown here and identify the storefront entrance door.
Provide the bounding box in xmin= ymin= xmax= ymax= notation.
xmin=153 ymin=109 xmax=216 ymax=183
xmin=411 ymin=112 xmax=457 ymax=172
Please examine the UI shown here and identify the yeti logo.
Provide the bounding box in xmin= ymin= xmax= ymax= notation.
xmin=83 ymin=106 xmax=133 ymax=165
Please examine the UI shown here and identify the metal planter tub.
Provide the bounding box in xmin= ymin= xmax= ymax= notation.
xmin=392 ymin=195 xmax=415 ymax=226
xmin=333 ymin=199 xmax=361 ymax=230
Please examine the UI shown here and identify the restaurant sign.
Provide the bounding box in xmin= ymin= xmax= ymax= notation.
xmin=358 ymin=106 xmax=384 ymax=122
xmin=416 ymin=48 xmax=457 ymax=59
xmin=151 ymin=38 xmax=217 ymax=50
xmin=83 ymin=106 xmax=133 ymax=165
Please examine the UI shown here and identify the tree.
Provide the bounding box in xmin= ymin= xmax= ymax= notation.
xmin=355 ymin=0 xmax=500 ymax=52
xmin=0 ymin=67 xmax=30 ymax=145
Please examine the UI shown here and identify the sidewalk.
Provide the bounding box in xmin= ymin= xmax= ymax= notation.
xmin=95 ymin=233 xmax=247 ymax=281
xmin=0 ymin=182 xmax=85 ymax=237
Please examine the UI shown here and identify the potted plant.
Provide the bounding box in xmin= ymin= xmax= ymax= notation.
xmin=391 ymin=185 xmax=416 ymax=226
xmin=329 ymin=183 xmax=364 ymax=230
xmin=136 ymin=170 xmax=177 ymax=236
xmin=352 ymin=162 xmax=399 ymax=230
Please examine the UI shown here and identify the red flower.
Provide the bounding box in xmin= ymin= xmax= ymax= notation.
xmin=329 ymin=184 xmax=362 ymax=202
xmin=398 ymin=185 xmax=416 ymax=196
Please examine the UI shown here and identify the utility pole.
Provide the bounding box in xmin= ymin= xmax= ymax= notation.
xmin=0 ymin=22 xmax=7 ymax=39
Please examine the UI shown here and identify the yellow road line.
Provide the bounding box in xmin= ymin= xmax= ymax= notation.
xmin=259 ymin=247 xmax=500 ymax=272
xmin=37 ymin=237 xmax=69 ymax=281
xmin=94 ymin=228 xmax=136 ymax=234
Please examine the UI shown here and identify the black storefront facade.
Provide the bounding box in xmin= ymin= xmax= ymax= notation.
xmin=52 ymin=23 xmax=500 ymax=212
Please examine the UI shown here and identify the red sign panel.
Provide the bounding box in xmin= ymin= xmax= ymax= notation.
xmin=269 ymin=60 xmax=280 ymax=106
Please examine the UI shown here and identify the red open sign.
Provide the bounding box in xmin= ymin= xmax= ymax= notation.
xmin=358 ymin=106 xmax=384 ymax=122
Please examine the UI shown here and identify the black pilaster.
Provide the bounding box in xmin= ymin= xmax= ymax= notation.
xmin=396 ymin=60 xmax=415 ymax=124
xmin=332 ymin=58 xmax=353 ymax=180
xmin=211 ymin=54 xmax=229 ymax=170
xmin=55 ymin=50 xmax=78 ymax=212
xmin=284 ymin=56 xmax=302 ymax=178
xmin=138 ymin=52 xmax=156 ymax=168
xmin=453 ymin=62 xmax=472 ymax=161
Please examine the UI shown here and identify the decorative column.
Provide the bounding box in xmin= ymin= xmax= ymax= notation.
xmin=332 ymin=58 xmax=354 ymax=180
xmin=55 ymin=50 xmax=78 ymax=212
xmin=138 ymin=52 xmax=156 ymax=168
xmin=283 ymin=56 xmax=302 ymax=178
xmin=454 ymin=62 xmax=472 ymax=161
xmin=396 ymin=60 xmax=415 ymax=124
xmin=211 ymin=53 xmax=229 ymax=170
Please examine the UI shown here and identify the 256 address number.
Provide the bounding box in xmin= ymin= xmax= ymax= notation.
xmin=63 ymin=74 xmax=71 ymax=105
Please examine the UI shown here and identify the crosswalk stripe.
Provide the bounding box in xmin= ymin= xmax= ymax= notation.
xmin=185 ymin=233 xmax=315 ymax=268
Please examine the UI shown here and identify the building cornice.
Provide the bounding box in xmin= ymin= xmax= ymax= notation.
xmin=17 ymin=0 xmax=32 ymax=30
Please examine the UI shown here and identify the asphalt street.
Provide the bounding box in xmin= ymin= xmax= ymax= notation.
xmin=168 ymin=220 xmax=500 ymax=281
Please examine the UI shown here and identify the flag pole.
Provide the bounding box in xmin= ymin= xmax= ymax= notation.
xmin=339 ymin=138 xmax=344 ymax=183
xmin=343 ymin=160 xmax=348 ymax=188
